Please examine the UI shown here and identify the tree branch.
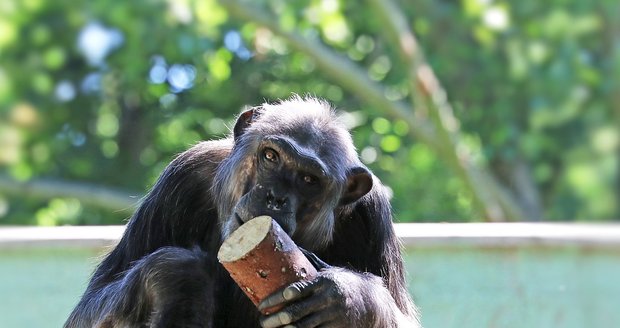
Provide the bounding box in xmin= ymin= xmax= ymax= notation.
xmin=219 ymin=0 xmax=438 ymax=148
xmin=0 ymin=174 xmax=141 ymax=216
xmin=368 ymin=0 xmax=527 ymax=221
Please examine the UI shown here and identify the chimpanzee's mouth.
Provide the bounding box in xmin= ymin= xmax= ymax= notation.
xmin=235 ymin=213 xmax=244 ymax=226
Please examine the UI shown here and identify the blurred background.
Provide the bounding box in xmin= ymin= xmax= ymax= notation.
xmin=0 ymin=0 xmax=618 ymax=225
xmin=0 ymin=0 xmax=619 ymax=327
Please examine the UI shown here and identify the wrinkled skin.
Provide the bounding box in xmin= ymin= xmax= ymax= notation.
xmin=261 ymin=270 xmax=361 ymax=328
xmin=258 ymin=255 xmax=414 ymax=328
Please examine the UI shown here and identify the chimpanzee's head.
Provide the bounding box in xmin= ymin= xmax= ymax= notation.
xmin=213 ymin=97 xmax=372 ymax=250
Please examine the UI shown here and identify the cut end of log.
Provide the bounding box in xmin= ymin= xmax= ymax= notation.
xmin=217 ymin=215 xmax=273 ymax=263
xmin=217 ymin=215 xmax=318 ymax=311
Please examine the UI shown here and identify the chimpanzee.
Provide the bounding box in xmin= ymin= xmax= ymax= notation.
xmin=65 ymin=96 xmax=421 ymax=328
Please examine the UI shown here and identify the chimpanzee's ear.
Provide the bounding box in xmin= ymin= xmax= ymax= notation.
xmin=233 ymin=108 xmax=257 ymax=140
xmin=340 ymin=167 xmax=373 ymax=205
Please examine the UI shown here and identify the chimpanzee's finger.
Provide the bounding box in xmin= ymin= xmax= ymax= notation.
xmin=258 ymin=278 xmax=321 ymax=312
xmin=260 ymin=290 xmax=333 ymax=328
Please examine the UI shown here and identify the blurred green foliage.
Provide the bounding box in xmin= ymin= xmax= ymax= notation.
xmin=0 ymin=0 xmax=618 ymax=225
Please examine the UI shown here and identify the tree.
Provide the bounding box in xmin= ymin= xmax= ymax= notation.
xmin=0 ymin=0 xmax=617 ymax=224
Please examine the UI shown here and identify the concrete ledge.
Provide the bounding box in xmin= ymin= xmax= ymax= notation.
xmin=0 ymin=225 xmax=125 ymax=248
xmin=1 ymin=223 xmax=620 ymax=248
xmin=397 ymin=223 xmax=620 ymax=248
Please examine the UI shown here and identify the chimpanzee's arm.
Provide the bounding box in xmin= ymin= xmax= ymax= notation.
xmin=65 ymin=247 xmax=216 ymax=328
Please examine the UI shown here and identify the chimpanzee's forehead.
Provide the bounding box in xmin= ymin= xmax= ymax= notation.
xmin=253 ymin=97 xmax=359 ymax=169
xmin=261 ymin=115 xmax=349 ymax=152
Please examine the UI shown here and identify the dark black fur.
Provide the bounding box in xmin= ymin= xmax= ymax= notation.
xmin=65 ymin=97 xmax=420 ymax=328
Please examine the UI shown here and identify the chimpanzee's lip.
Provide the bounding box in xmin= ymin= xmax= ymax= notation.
xmin=235 ymin=213 xmax=244 ymax=226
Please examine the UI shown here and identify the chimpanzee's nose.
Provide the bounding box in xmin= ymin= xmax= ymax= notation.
xmin=265 ymin=189 xmax=288 ymax=211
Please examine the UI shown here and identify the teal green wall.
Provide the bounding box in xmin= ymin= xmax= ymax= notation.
xmin=0 ymin=248 xmax=101 ymax=328
xmin=406 ymin=246 xmax=620 ymax=328
xmin=1 ymin=246 xmax=619 ymax=327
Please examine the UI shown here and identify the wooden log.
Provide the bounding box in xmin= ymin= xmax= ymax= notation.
xmin=217 ymin=216 xmax=318 ymax=313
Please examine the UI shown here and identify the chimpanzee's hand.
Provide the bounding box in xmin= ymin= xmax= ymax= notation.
xmin=258 ymin=268 xmax=370 ymax=328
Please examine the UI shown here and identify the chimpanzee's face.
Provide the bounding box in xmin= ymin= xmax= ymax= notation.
xmin=231 ymin=135 xmax=334 ymax=237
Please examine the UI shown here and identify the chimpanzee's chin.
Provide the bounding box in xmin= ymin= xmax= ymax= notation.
xmin=272 ymin=218 xmax=295 ymax=236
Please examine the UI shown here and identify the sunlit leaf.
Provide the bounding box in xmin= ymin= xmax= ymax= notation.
xmin=372 ymin=117 xmax=391 ymax=134
xmin=380 ymin=135 xmax=401 ymax=153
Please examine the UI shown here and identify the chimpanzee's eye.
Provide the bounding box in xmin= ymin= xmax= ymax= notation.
xmin=302 ymin=174 xmax=318 ymax=185
xmin=263 ymin=148 xmax=278 ymax=163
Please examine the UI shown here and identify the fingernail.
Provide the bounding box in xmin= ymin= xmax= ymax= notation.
xmin=258 ymin=296 xmax=276 ymax=311
xmin=279 ymin=312 xmax=292 ymax=325
xmin=262 ymin=312 xmax=292 ymax=327
xmin=283 ymin=287 xmax=298 ymax=300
